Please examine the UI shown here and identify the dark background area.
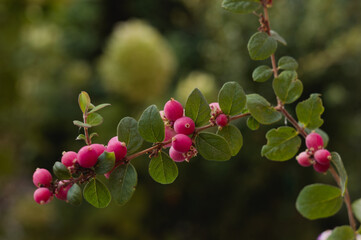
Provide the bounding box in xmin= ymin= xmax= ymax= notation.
xmin=1 ymin=0 xmax=361 ymax=239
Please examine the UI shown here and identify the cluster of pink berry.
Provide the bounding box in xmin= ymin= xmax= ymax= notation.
xmin=160 ymin=99 xmax=229 ymax=162
xmin=160 ymin=99 xmax=197 ymax=162
xmin=32 ymin=136 xmax=127 ymax=204
xmin=296 ymin=132 xmax=332 ymax=173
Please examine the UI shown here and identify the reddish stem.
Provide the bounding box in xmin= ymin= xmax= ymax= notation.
xmin=83 ymin=112 xmax=91 ymax=145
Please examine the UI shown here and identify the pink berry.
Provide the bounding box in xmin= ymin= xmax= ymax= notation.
xmin=313 ymin=161 xmax=330 ymax=173
xmin=164 ymin=99 xmax=184 ymax=121
xmin=34 ymin=187 xmax=53 ymax=205
xmin=163 ymin=126 xmax=176 ymax=148
xmin=173 ymin=117 xmax=195 ymax=135
xmin=172 ymin=134 xmax=192 ymax=153
xmin=317 ymin=230 xmax=332 ymax=240
xmin=55 ymin=181 xmax=72 ymax=201
xmin=306 ymin=132 xmax=324 ymax=151
xmin=61 ymin=151 xmax=77 ymax=167
xmin=216 ymin=114 xmax=228 ymax=127
xmin=169 ymin=147 xmax=186 ymax=162
xmin=314 ymin=149 xmax=331 ymax=165
xmin=209 ymin=102 xmax=221 ymax=115
xmin=77 ymin=146 xmax=99 ymax=168
xmin=107 ymin=137 xmax=127 ymax=161
xmin=296 ymin=151 xmax=312 ymax=167
xmin=33 ymin=168 xmax=52 ymax=187
xmin=91 ymin=144 xmax=106 ymax=157
xmin=108 ymin=136 xmax=119 ymax=146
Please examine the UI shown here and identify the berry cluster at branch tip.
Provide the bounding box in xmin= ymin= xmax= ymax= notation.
xmin=296 ymin=132 xmax=331 ymax=173
xmin=32 ymin=136 xmax=127 ymax=205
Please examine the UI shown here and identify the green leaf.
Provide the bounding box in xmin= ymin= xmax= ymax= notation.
xmin=246 ymin=94 xmax=282 ymax=125
xmin=247 ymin=32 xmax=277 ymax=60
xmin=94 ymin=151 xmax=115 ymax=174
xmin=352 ymin=198 xmax=361 ymax=223
xmin=185 ymin=88 xmax=211 ymax=127
xmin=73 ymin=120 xmax=92 ymax=128
xmin=330 ymin=152 xmax=348 ymax=197
xmin=296 ymin=94 xmax=324 ymax=130
xmin=76 ymin=134 xmax=86 ymax=141
xmin=78 ymin=91 xmax=91 ymax=113
xmin=53 ymin=162 xmax=71 ymax=180
xmin=305 ymin=128 xmax=329 ymax=148
xmin=218 ymin=82 xmax=246 ymax=116
xmin=87 ymin=112 xmax=103 ymax=127
xmin=67 ymin=184 xmax=82 ymax=206
xmin=261 ymin=126 xmax=301 ymax=161
xmin=221 ymin=0 xmax=260 ymax=14
xmin=270 ymin=30 xmax=287 ymax=46
xmin=327 ymin=226 xmax=355 ymax=240
xmin=149 ymin=152 xmax=178 ymax=184
xmin=83 ymin=178 xmax=111 ymax=208
xmin=247 ymin=116 xmax=260 ymax=130
xmin=89 ymin=132 xmax=98 ymax=139
xmin=252 ymin=65 xmax=273 ymax=82
xmin=217 ymin=124 xmax=243 ymax=156
xmin=272 ymin=70 xmax=303 ymax=104
xmin=109 ymin=163 xmax=137 ymax=206
xmin=88 ymin=103 xmax=111 ymax=113
xmin=117 ymin=117 xmax=143 ymax=154
xmin=296 ymin=183 xmax=343 ymax=220
xmin=195 ymin=132 xmax=231 ymax=161
xmin=278 ymin=56 xmax=298 ymax=70
xmin=138 ymin=105 xmax=165 ymax=143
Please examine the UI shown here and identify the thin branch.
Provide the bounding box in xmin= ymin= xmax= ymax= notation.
xmin=260 ymin=0 xmax=357 ymax=230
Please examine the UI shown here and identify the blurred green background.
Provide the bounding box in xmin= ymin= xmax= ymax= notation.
xmin=1 ymin=0 xmax=361 ymax=239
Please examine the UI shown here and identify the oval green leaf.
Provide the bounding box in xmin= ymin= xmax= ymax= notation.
xmin=149 ymin=152 xmax=178 ymax=184
xmin=273 ymin=70 xmax=303 ymax=104
xmin=218 ymin=82 xmax=246 ymax=116
xmin=83 ymin=178 xmax=111 ymax=208
xmin=87 ymin=112 xmax=103 ymax=127
xmin=88 ymin=103 xmax=111 ymax=114
xmin=296 ymin=94 xmax=324 ymax=130
xmin=109 ymin=163 xmax=137 ymax=206
xmin=296 ymin=183 xmax=343 ymax=220
xmin=246 ymin=94 xmax=282 ymax=125
xmin=352 ymin=198 xmax=361 ymax=223
xmin=247 ymin=32 xmax=277 ymax=60
xmin=195 ymin=132 xmax=231 ymax=161
xmin=261 ymin=126 xmax=301 ymax=161
xmin=117 ymin=117 xmax=143 ymax=154
xmin=327 ymin=226 xmax=355 ymax=240
xmin=94 ymin=151 xmax=115 ymax=174
xmin=185 ymin=88 xmax=211 ymax=127
xmin=138 ymin=105 xmax=165 ymax=143
xmin=222 ymin=0 xmax=260 ymax=14
xmin=217 ymin=124 xmax=243 ymax=156
xmin=78 ymin=91 xmax=90 ymax=113
xmin=270 ymin=30 xmax=287 ymax=46
xmin=73 ymin=120 xmax=92 ymax=128
xmin=53 ymin=162 xmax=71 ymax=180
xmin=67 ymin=183 xmax=82 ymax=206
xmin=278 ymin=56 xmax=298 ymax=70
xmin=331 ymin=152 xmax=348 ymax=197
xmin=252 ymin=65 xmax=273 ymax=83
xmin=247 ymin=116 xmax=260 ymax=131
